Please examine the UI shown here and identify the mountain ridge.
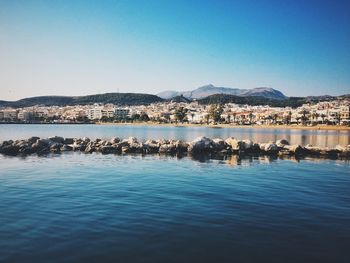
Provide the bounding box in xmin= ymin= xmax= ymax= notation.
xmin=157 ymin=84 xmax=287 ymax=100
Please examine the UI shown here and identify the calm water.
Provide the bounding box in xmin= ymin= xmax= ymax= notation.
xmin=0 ymin=153 xmax=349 ymax=263
xmin=0 ymin=124 xmax=349 ymax=147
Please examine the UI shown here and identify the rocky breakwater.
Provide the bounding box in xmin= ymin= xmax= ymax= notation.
xmin=0 ymin=136 xmax=349 ymax=159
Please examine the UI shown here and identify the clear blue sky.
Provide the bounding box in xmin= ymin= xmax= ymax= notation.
xmin=0 ymin=0 xmax=349 ymax=100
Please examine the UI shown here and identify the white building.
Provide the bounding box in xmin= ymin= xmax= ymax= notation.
xmin=115 ymin=108 xmax=130 ymax=118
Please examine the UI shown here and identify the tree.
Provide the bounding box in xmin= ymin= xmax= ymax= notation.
xmin=273 ymin=113 xmax=278 ymax=124
xmin=321 ymin=113 xmax=326 ymax=124
xmin=232 ymin=112 xmax=237 ymax=124
xmin=208 ymin=104 xmax=224 ymax=124
xmin=248 ymin=112 xmax=254 ymax=124
xmin=174 ymin=107 xmax=188 ymax=123
xmin=140 ymin=113 xmax=150 ymax=122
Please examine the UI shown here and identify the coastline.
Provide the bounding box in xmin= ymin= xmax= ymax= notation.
xmin=96 ymin=122 xmax=350 ymax=131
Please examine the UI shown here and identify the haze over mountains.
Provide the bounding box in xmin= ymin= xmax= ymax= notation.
xmin=157 ymin=84 xmax=287 ymax=100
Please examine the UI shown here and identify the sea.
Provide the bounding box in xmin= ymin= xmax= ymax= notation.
xmin=0 ymin=124 xmax=349 ymax=262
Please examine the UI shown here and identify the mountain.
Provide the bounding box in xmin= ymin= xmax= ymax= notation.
xmin=0 ymin=93 xmax=164 ymax=108
xmin=157 ymin=84 xmax=287 ymax=100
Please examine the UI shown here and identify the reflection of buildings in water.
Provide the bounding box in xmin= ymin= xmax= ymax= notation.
xmin=338 ymin=133 xmax=350 ymax=146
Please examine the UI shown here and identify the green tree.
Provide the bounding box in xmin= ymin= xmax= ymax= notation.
xmin=175 ymin=107 xmax=188 ymax=123
xmin=140 ymin=113 xmax=150 ymax=122
xmin=208 ymin=104 xmax=224 ymax=124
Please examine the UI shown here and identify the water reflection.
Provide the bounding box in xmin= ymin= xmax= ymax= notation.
xmin=1 ymin=152 xmax=348 ymax=169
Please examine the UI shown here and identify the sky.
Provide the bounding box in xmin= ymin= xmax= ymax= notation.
xmin=0 ymin=0 xmax=349 ymax=100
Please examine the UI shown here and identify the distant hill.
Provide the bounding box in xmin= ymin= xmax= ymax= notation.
xmin=0 ymin=93 xmax=164 ymax=108
xmin=167 ymin=95 xmax=192 ymax=103
xmin=197 ymin=94 xmax=314 ymax=108
xmin=157 ymin=84 xmax=287 ymax=100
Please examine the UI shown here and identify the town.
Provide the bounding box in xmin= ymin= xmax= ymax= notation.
xmin=0 ymin=98 xmax=349 ymax=126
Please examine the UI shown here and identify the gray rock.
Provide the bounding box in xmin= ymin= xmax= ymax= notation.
xmin=27 ymin=136 xmax=40 ymax=144
xmin=175 ymin=140 xmax=189 ymax=153
xmin=101 ymin=146 xmax=117 ymax=154
xmin=260 ymin=142 xmax=278 ymax=152
xmin=213 ymin=138 xmax=227 ymax=151
xmin=64 ymin=138 xmax=74 ymax=144
xmin=188 ymin=136 xmax=214 ymax=153
xmin=49 ymin=136 xmax=65 ymax=144
xmin=110 ymin=137 xmax=120 ymax=144
xmin=60 ymin=144 xmax=73 ymax=151
xmin=50 ymin=143 xmax=63 ymax=153
xmin=0 ymin=144 xmax=19 ymax=155
xmin=276 ymin=139 xmax=289 ymax=147
xmin=159 ymin=143 xmax=176 ymax=154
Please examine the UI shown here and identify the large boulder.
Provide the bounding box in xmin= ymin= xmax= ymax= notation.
xmin=0 ymin=141 xmax=19 ymax=155
xmin=224 ymin=137 xmax=253 ymax=151
xmin=276 ymin=139 xmax=289 ymax=147
xmin=27 ymin=136 xmax=40 ymax=144
xmin=175 ymin=140 xmax=189 ymax=153
xmin=188 ymin=137 xmax=214 ymax=153
xmin=213 ymin=138 xmax=227 ymax=151
xmin=49 ymin=136 xmax=65 ymax=144
xmin=259 ymin=142 xmax=278 ymax=153
xmin=143 ymin=140 xmax=160 ymax=154
xmin=100 ymin=146 xmax=118 ymax=154
xmin=280 ymin=144 xmax=305 ymax=155
xmin=159 ymin=143 xmax=176 ymax=154
xmin=64 ymin=138 xmax=74 ymax=144
xmin=85 ymin=142 xmax=97 ymax=153
xmin=50 ymin=143 xmax=63 ymax=153
xmin=110 ymin=137 xmax=120 ymax=144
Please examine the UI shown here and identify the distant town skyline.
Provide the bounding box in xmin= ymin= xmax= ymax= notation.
xmin=1 ymin=0 xmax=349 ymax=101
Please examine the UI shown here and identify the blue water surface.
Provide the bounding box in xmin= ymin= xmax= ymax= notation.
xmin=0 ymin=153 xmax=349 ymax=263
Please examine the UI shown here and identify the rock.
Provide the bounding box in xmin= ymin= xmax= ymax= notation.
xmin=159 ymin=143 xmax=176 ymax=154
xmin=82 ymin=137 xmax=91 ymax=143
xmin=281 ymin=144 xmax=305 ymax=155
xmin=64 ymin=138 xmax=74 ymax=144
xmin=224 ymin=137 xmax=253 ymax=151
xmin=126 ymin=137 xmax=138 ymax=144
xmin=50 ymin=143 xmax=63 ymax=153
xmin=276 ymin=139 xmax=289 ymax=147
xmin=188 ymin=137 xmax=214 ymax=153
xmin=175 ymin=140 xmax=189 ymax=153
xmin=49 ymin=136 xmax=65 ymax=144
xmin=157 ymin=139 xmax=170 ymax=145
xmin=60 ymin=144 xmax=73 ymax=151
xmin=0 ymin=144 xmax=19 ymax=155
xmin=84 ymin=143 xmax=96 ymax=153
xmin=110 ymin=137 xmax=120 ymax=144
xmin=100 ymin=146 xmax=117 ymax=154
xmin=143 ymin=140 xmax=160 ymax=154
xmin=31 ymin=139 xmax=52 ymax=151
xmin=213 ymin=138 xmax=227 ymax=151
xmin=241 ymin=139 xmax=253 ymax=151
xmin=260 ymin=142 xmax=278 ymax=153
xmin=225 ymin=137 xmax=238 ymax=149
xmin=27 ymin=136 xmax=40 ymax=144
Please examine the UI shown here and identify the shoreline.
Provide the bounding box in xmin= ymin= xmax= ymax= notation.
xmin=96 ymin=122 xmax=350 ymax=131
